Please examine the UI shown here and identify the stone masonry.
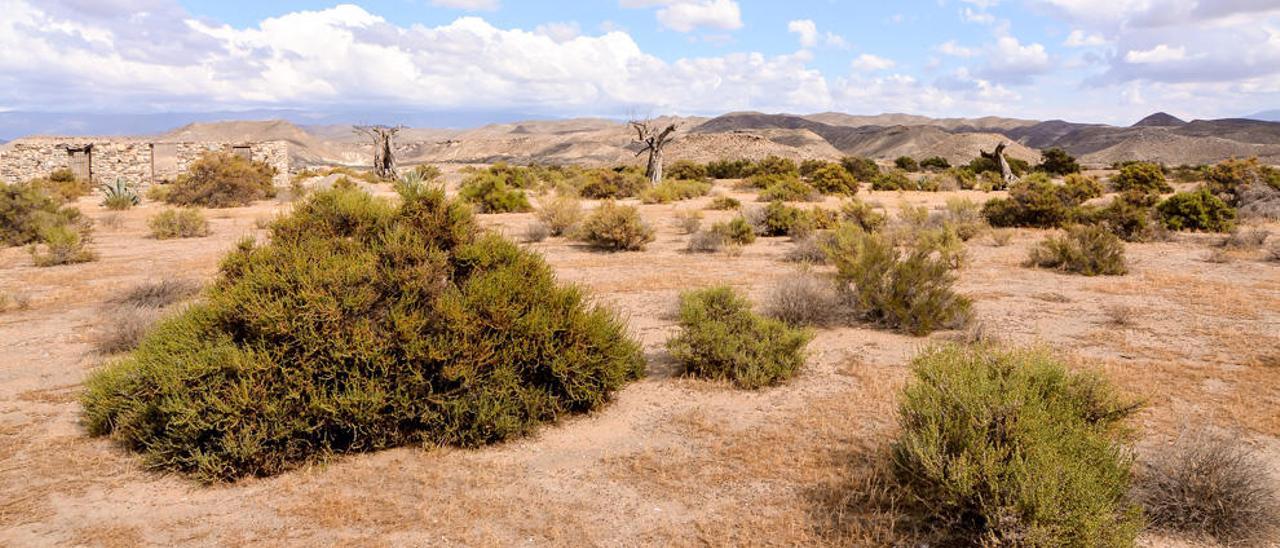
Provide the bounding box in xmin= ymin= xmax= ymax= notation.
xmin=0 ymin=138 xmax=290 ymax=188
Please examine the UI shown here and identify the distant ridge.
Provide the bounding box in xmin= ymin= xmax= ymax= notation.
xmin=1246 ymin=110 xmax=1280 ymax=122
xmin=1132 ymin=112 xmax=1187 ymax=127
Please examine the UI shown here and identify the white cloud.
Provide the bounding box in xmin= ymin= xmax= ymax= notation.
xmin=787 ymin=19 xmax=818 ymax=48
xmin=978 ymin=36 xmax=1051 ymax=84
xmin=430 ymin=0 xmax=500 ymax=11
xmin=1064 ymin=29 xmax=1106 ymax=47
xmin=1124 ymin=44 xmax=1188 ymax=63
xmin=937 ymin=40 xmax=978 ymax=57
xmin=963 ymin=7 xmax=996 ymax=25
xmin=535 ymin=21 xmax=581 ymax=43
xmin=622 ymin=0 xmax=743 ymax=33
xmin=851 ymin=54 xmax=895 ymax=71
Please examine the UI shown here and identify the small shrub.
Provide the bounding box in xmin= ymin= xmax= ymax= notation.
xmin=666 ymin=286 xmax=812 ymax=389
xmin=894 ymin=156 xmax=919 ymax=172
xmin=941 ymin=197 xmax=987 ymax=241
xmin=750 ymin=155 xmax=799 ymax=177
xmin=706 ymin=194 xmax=741 ymax=210
xmin=840 ymin=156 xmax=880 ymax=181
xmin=112 ymin=279 xmax=202 ymax=309
xmin=686 ymin=229 xmax=726 ymax=253
xmin=523 ymin=221 xmax=550 ymax=243
xmin=30 ymin=224 xmax=96 ymax=267
xmin=825 ymin=225 xmax=971 ymax=335
xmin=1087 ymin=192 xmax=1159 ymax=242
xmin=947 ymin=167 xmax=977 ymax=190
xmin=839 ymin=199 xmax=887 ymax=232
xmin=29 ymin=168 xmax=93 ymax=202
xmin=575 ymin=168 xmax=648 ymax=199
xmin=920 ymin=156 xmax=950 ymax=171
xmin=764 ymin=270 xmax=840 ymax=327
xmin=411 ymin=164 xmax=443 ymax=181
xmin=1156 ymin=188 xmax=1237 ymax=232
xmin=758 ymin=177 xmax=821 ymax=202
xmin=82 ymin=186 xmax=645 ymax=482
xmin=640 ymin=179 xmax=712 ymax=204
xmin=535 ymin=194 xmax=582 ymax=236
xmin=100 ymin=178 xmax=140 ymax=210
xmin=709 ymin=216 xmax=756 ymax=246
xmin=0 ymin=291 xmax=31 ymax=313
xmin=749 ymin=201 xmax=808 ymax=237
xmin=459 ymin=173 xmax=532 ymax=213
xmin=784 ymin=232 xmax=832 ymax=264
xmin=706 ymin=159 xmax=754 ymax=179
xmin=1027 ymin=224 xmax=1128 ymax=276
xmin=1111 ymin=162 xmax=1172 ymax=195
xmin=1037 ymin=147 xmax=1081 ymax=175
xmin=165 ymin=151 xmax=277 ymax=208
xmin=1138 ymin=430 xmax=1279 ymax=545
xmin=870 ymin=170 xmax=913 ymax=191
xmin=1204 ymin=157 xmax=1280 ymax=206
xmin=989 ymin=228 xmax=1014 ymax=247
xmin=148 ymin=209 xmax=211 ymax=240
xmin=893 ymin=344 xmax=1143 ymax=546
xmin=1062 ymin=173 xmax=1103 ymax=202
xmin=1104 ymin=304 xmax=1136 ymax=327
xmin=672 ymin=209 xmax=703 ymax=235
xmin=1 ymin=181 xmax=84 ymax=246
xmin=94 ymin=305 xmax=163 ymax=355
xmin=665 ymin=160 xmax=708 ymax=182
xmin=577 ymin=201 xmax=655 ymax=251
xmin=1220 ymin=228 xmax=1268 ymax=250
xmin=806 ymin=163 xmax=859 ymax=195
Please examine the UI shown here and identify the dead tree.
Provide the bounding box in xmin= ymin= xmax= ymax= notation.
xmin=980 ymin=142 xmax=1019 ymax=189
xmin=354 ymin=125 xmax=404 ymax=180
xmin=631 ymin=119 xmax=679 ymax=185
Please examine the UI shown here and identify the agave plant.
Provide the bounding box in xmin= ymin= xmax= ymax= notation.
xmin=100 ymin=178 xmax=140 ymax=210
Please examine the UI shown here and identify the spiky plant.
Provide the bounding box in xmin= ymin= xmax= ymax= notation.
xmin=100 ymin=178 xmax=140 ymax=210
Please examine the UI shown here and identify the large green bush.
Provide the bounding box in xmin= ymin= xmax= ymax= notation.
xmin=870 ymin=170 xmax=914 ymax=191
xmin=893 ymin=345 xmax=1143 ymax=546
xmin=459 ymin=172 xmax=532 ymax=213
xmin=575 ymin=167 xmax=649 ymax=199
xmin=165 ymin=151 xmax=277 ymax=208
xmin=1204 ymin=157 xmax=1280 ymax=204
xmin=1111 ymin=162 xmax=1172 ymax=195
xmin=1 ymin=181 xmax=84 ymax=246
xmin=640 ymin=178 xmax=712 ymax=204
xmin=82 ymin=186 xmax=645 ymax=482
xmin=806 ymin=163 xmax=859 ymax=195
xmin=666 ymin=286 xmax=811 ymax=389
xmin=757 ymin=176 xmax=820 ymax=202
xmin=1027 ymin=224 xmax=1128 ymax=276
xmin=749 ymin=155 xmax=799 ymax=177
xmin=840 ymin=156 xmax=880 ymax=181
xmin=576 ymin=200 xmax=655 ymax=251
xmin=1037 ymin=147 xmax=1081 ymax=175
xmin=706 ymin=159 xmax=753 ymax=179
xmin=665 ymin=160 xmax=709 ymax=182
xmin=824 ymin=225 xmax=970 ymax=335
xmin=982 ymin=173 xmax=1084 ymax=228
xmin=1156 ymin=188 xmax=1236 ymax=232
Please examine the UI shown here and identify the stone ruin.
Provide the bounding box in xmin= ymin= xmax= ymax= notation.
xmin=0 ymin=138 xmax=291 ymax=189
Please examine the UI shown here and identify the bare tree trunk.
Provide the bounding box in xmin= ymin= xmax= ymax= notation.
xmin=631 ymin=119 xmax=678 ymax=186
xmin=981 ymin=142 xmax=1019 ymax=189
xmin=354 ymin=125 xmax=403 ymax=180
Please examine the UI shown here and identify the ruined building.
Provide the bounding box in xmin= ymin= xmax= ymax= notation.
xmin=0 ymin=138 xmax=290 ymax=188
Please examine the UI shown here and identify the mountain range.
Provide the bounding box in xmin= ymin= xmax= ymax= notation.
xmin=5 ymin=110 xmax=1280 ymax=168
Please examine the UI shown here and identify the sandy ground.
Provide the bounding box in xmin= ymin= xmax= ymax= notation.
xmin=2 ymin=171 xmax=1279 ymax=546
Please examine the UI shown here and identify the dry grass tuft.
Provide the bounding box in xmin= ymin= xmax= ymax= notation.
xmin=1104 ymin=304 xmax=1137 ymax=327
xmin=1219 ymin=228 xmax=1269 ymax=250
xmin=0 ymin=291 xmax=32 ymax=313
xmin=523 ymin=221 xmax=550 ymax=243
xmin=1138 ymin=430 xmax=1280 ymax=545
xmin=94 ymin=305 xmax=163 ymax=355
xmin=763 ymin=269 xmax=841 ymax=327
xmin=111 ymin=279 xmax=202 ymax=309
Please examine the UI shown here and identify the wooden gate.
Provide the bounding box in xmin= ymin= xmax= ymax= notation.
xmin=67 ymin=146 xmax=92 ymax=182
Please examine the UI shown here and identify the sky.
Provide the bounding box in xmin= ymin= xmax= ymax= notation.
xmin=1 ymin=0 xmax=1278 ymax=125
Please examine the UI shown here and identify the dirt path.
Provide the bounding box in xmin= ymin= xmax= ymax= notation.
xmin=2 ymin=176 xmax=1278 ymax=546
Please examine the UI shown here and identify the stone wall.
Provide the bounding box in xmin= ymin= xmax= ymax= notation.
xmin=0 ymin=138 xmax=290 ymax=188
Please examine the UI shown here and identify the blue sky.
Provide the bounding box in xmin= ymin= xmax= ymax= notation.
xmin=2 ymin=0 xmax=1278 ymax=124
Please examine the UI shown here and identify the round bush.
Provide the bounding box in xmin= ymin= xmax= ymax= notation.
xmin=165 ymin=151 xmax=277 ymax=208
xmin=1156 ymin=187 xmax=1236 ymax=232
xmin=807 ymin=163 xmax=859 ymax=195
xmin=576 ymin=200 xmax=655 ymax=251
xmin=82 ymin=186 xmax=645 ymax=482
xmin=893 ymin=344 xmax=1143 ymax=546
xmin=1111 ymin=162 xmax=1171 ymax=195
xmin=666 ymin=286 xmax=811 ymax=389
xmin=459 ymin=172 xmax=532 ymax=213
xmin=1027 ymin=224 xmax=1128 ymax=276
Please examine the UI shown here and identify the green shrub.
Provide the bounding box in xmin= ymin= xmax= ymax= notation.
xmin=577 ymin=200 xmax=655 ymax=251
xmin=758 ymin=177 xmax=820 ymax=202
xmin=1156 ymin=188 xmax=1236 ymax=232
xmin=839 ymin=199 xmax=887 ymax=232
xmin=1111 ymin=162 xmax=1171 ymax=195
xmin=666 ymin=286 xmax=811 ymax=389
xmin=1037 ymin=147 xmax=1081 ymax=175
xmin=798 ymin=159 xmax=830 ymax=177
xmin=706 ymin=195 xmax=741 ymax=210
xmin=1 ymin=182 xmax=84 ymax=246
xmin=100 ymin=178 xmax=140 ymax=210
xmin=711 ymin=216 xmax=756 ymax=245
xmin=920 ymin=156 xmax=951 ymax=171
xmin=982 ymin=173 xmax=1083 ymax=228
xmin=640 ymin=179 xmax=712 ymax=204
xmin=666 ymin=160 xmax=708 ymax=182
xmin=894 ymin=156 xmax=919 ymax=172
xmin=870 ymin=170 xmax=913 ymax=191
xmin=840 ymin=156 xmax=880 ymax=181
xmin=82 ymin=186 xmax=645 ymax=482
xmin=1027 ymin=224 xmax=1128 ymax=276
xmin=148 ymin=209 xmax=211 ymax=240
xmin=165 ymin=151 xmax=277 ymax=208
xmin=575 ymin=168 xmax=649 ymax=199
xmin=30 ymin=224 xmax=96 ymax=267
xmin=947 ymin=167 xmax=978 ymax=190
xmin=893 ymin=344 xmax=1142 ymax=546
xmin=969 ymin=155 xmax=1030 ymax=179
xmin=1087 ymin=193 xmax=1159 ymax=242
xmin=29 ymin=168 xmax=93 ymax=202
xmin=1063 ymin=173 xmax=1104 ymax=202
xmin=806 ymin=163 xmax=859 ymax=195
xmin=825 ymin=225 xmax=971 ymax=335
xmin=706 ymin=159 xmax=753 ymax=179
xmin=749 ymin=155 xmax=799 ymax=177
xmin=940 ymin=197 xmax=987 ymax=242
xmin=459 ymin=173 xmax=532 ymax=213
xmin=535 ymin=194 xmax=582 ymax=236
xmin=750 ymin=201 xmax=810 ymax=237
xmin=411 ymin=164 xmax=443 ymax=181
xmin=1203 ymin=157 xmax=1280 ymax=208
